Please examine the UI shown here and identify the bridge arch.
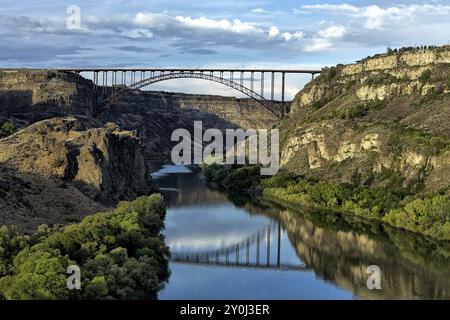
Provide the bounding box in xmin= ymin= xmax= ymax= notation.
xmin=99 ymin=71 xmax=282 ymax=118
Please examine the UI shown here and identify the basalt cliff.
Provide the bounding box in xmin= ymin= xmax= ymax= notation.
xmin=281 ymin=46 xmax=450 ymax=193
xmin=0 ymin=116 xmax=153 ymax=231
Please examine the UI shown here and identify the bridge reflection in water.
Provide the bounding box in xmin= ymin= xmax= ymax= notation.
xmin=155 ymin=165 xmax=450 ymax=300
xmin=171 ymin=222 xmax=310 ymax=271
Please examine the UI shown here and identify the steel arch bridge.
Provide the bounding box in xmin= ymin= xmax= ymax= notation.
xmin=58 ymin=68 xmax=322 ymax=119
xmin=103 ymin=71 xmax=281 ymax=118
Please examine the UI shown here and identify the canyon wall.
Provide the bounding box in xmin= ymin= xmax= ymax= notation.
xmin=0 ymin=69 xmax=278 ymax=132
xmin=292 ymin=46 xmax=450 ymax=112
xmin=0 ymin=69 xmax=279 ymax=156
xmin=280 ymin=46 xmax=450 ymax=193
xmin=0 ymin=70 xmax=93 ymax=125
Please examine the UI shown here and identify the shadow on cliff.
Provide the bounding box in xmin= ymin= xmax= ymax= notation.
xmin=0 ymin=89 xmax=82 ymax=124
xmin=0 ymin=164 xmax=110 ymax=233
xmin=98 ymin=97 xmax=251 ymax=157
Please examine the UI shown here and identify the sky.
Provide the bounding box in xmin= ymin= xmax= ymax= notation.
xmin=1 ymin=0 xmax=450 ymax=98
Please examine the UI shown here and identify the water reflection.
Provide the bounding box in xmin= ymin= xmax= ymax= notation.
xmin=154 ymin=165 xmax=450 ymax=300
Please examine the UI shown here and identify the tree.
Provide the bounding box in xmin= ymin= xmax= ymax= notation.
xmin=0 ymin=194 xmax=170 ymax=300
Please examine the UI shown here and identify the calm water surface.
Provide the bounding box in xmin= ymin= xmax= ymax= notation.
xmin=153 ymin=165 xmax=450 ymax=300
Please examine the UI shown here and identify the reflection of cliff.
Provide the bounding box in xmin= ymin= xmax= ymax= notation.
xmin=274 ymin=209 xmax=450 ymax=299
xmin=155 ymin=171 xmax=229 ymax=207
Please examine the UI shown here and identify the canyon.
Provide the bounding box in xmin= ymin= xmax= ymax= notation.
xmin=0 ymin=69 xmax=279 ymax=231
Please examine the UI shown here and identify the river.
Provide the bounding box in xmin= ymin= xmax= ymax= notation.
xmin=152 ymin=165 xmax=450 ymax=300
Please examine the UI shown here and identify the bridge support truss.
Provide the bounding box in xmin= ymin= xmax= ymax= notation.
xmin=58 ymin=68 xmax=321 ymax=118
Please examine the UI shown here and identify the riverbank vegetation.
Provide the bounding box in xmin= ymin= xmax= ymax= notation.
xmin=0 ymin=194 xmax=170 ymax=300
xmin=204 ymin=164 xmax=450 ymax=240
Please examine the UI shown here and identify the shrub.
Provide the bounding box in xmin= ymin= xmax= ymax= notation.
xmin=384 ymin=194 xmax=450 ymax=239
xmin=260 ymin=171 xmax=296 ymax=189
xmin=0 ymin=121 xmax=16 ymax=138
xmin=0 ymin=194 xmax=170 ymax=300
xmin=418 ymin=69 xmax=432 ymax=83
xmin=223 ymin=165 xmax=262 ymax=192
xmin=311 ymin=96 xmax=333 ymax=110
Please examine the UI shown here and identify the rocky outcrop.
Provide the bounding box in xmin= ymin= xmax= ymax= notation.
xmin=0 ymin=165 xmax=108 ymax=233
xmin=280 ymin=46 xmax=450 ymax=192
xmin=292 ymin=46 xmax=450 ymax=113
xmin=0 ymin=117 xmax=154 ymax=232
xmin=0 ymin=116 xmax=152 ymax=204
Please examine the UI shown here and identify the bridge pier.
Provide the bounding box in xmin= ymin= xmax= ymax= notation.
xmin=260 ymin=72 xmax=264 ymax=97
xmin=281 ymin=72 xmax=286 ymax=117
xmin=271 ymin=72 xmax=275 ymax=101
xmin=277 ymin=222 xmax=281 ymax=267
xmin=266 ymin=226 xmax=271 ymax=267
xmin=256 ymin=232 xmax=260 ymax=266
xmin=246 ymin=239 xmax=250 ymax=265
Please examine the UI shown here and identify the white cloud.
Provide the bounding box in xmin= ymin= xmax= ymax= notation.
xmin=302 ymin=4 xmax=359 ymax=14
xmin=268 ymin=26 xmax=304 ymax=41
xmin=251 ymin=8 xmax=268 ymax=14
xmin=268 ymin=26 xmax=279 ymax=38
xmin=134 ymin=12 xmax=264 ymax=36
xmin=133 ymin=12 xmax=308 ymax=44
xmin=174 ymin=16 xmax=262 ymax=35
xmin=301 ymin=3 xmax=450 ymax=30
xmin=316 ymin=25 xmax=346 ymax=39
xmin=303 ymin=38 xmax=333 ymax=52
xmin=0 ymin=10 xmax=329 ymax=54
xmin=282 ymin=31 xmax=305 ymax=41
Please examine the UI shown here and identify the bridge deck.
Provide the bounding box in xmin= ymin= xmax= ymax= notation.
xmin=55 ymin=68 xmax=322 ymax=74
xmin=170 ymin=260 xmax=311 ymax=272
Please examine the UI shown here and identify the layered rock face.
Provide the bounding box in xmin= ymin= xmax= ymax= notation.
xmin=281 ymin=46 xmax=450 ymax=192
xmin=0 ymin=70 xmax=93 ymax=125
xmin=292 ymin=46 xmax=450 ymax=112
xmin=0 ymin=117 xmax=153 ymax=231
